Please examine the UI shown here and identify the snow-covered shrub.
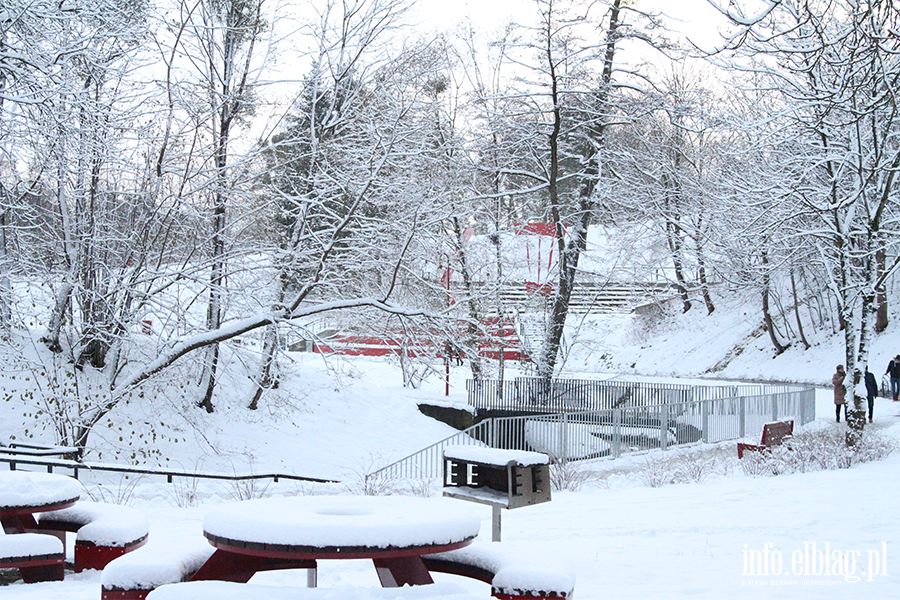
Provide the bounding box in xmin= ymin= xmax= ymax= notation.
xmin=637 ymin=454 xmax=678 ymax=488
xmin=225 ymin=477 xmax=271 ymax=501
xmin=549 ymin=457 xmax=595 ymax=491
xmin=673 ymin=451 xmax=721 ymax=483
xmin=168 ymin=476 xmax=202 ymax=507
xmin=739 ymin=427 xmax=896 ymax=477
xmin=397 ymin=477 xmax=441 ymax=497
xmin=83 ymin=476 xmax=144 ymax=506
xmin=634 ymin=447 xmax=727 ymax=488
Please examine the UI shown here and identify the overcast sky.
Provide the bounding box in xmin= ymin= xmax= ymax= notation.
xmin=411 ymin=0 xmax=730 ymax=50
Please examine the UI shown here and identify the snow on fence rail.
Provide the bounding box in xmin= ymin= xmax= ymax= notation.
xmin=0 ymin=452 xmax=338 ymax=485
xmin=370 ymin=383 xmax=816 ymax=482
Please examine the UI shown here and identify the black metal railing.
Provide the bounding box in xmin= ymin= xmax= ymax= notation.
xmin=0 ymin=445 xmax=338 ymax=485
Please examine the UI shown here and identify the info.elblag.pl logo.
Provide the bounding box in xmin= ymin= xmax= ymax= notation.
xmin=742 ymin=542 xmax=889 ymax=585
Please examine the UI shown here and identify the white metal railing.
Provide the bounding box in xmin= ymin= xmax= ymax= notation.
xmin=370 ymin=384 xmax=816 ymax=482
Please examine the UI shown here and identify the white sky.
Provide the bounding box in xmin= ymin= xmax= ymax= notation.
xmin=411 ymin=0 xmax=731 ymax=50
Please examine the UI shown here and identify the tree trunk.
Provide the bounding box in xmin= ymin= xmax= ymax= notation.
xmin=450 ymin=216 xmax=484 ymax=380
xmin=875 ymin=248 xmax=888 ymax=332
xmin=536 ymin=0 xmax=622 ymax=378
xmin=790 ymin=267 xmax=811 ymax=350
xmin=762 ymin=252 xmax=787 ymax=355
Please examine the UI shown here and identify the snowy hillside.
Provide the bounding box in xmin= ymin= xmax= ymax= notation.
xmin=2 ymin=288 xmax=900 ymax=599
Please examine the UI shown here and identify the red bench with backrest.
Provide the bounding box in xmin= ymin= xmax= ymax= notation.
xmin=737 ymin=420 xmax=794 ymax=459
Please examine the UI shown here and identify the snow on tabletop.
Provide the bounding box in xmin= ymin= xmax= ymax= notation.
xmin=100 ymin=534 xmax=214 ymax=590
xmin=0 ymin=471 xmax=81 ymax=509
xmin=146 ymin=581 xmax=480 ymax=600
xmin=426 ymin=540 xmax=575 ymax=595
xmin=443 ymin=445 xmax=549 ymax=466
xmin=37 ymin=501 xmax=150 ymax=546
xmin=0 ymin=532 xmax=63 ymax=558
xmin=202 ymin=496 xmax=480 ymax=549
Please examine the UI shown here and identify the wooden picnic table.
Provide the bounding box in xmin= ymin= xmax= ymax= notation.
xmin=0 ymin=470 xmax=81 ymax=534
xmin=193 ymin=495 xmax=481 ymax=588
xmin=0 ymin=470 xmax=81 ymax=583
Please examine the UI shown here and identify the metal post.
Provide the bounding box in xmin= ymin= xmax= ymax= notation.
xmin=613 ymin=409 xmax=621 ymax=458
xmin=492 ymin=505 xmax=502 ymax=542
xmin=739 ymin=397 xmax=746 ymax=438
xmin=307 ymin=566 xmax=317 ymax=588
xmin=561 ymin=412 xmax=569 ymax=463
xmin=772 ymin=393 xmax=778 ymax=421
xmin=660 ymin=403 xmax=668 ymax=450
xmin=701 ymin=401 xmax=709 ymax=444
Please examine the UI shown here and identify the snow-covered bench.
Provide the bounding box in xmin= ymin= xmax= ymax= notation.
xmin=100 ymin=534 xmax=214 ymax=600
xmin=34 ymin=500 xmax=150 ymax=572
xmin=0 ymin=532 xmax=65 ymax=583
xmin=423 ymin=540 xmax=575 ymax=600
xmin=145 ymin=580 xmax=480 ymax=600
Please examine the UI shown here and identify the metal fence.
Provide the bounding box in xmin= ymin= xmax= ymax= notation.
xmin=465 ymin=377 xmax=803 ymax=413
xmin=371 ymin=384 xmax=816 ymax=481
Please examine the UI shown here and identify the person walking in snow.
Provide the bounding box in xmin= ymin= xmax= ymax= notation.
xmin=885 ymin=355 xmax=900 ymax=402
xmin=865 ymin=366 xmax=879 ymax=424
xmin=833 ymin=365 xmax=847 ymax=423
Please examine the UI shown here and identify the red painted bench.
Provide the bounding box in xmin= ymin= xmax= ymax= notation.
xmin=424 ymin=540 xmax=575 ymax=600
xmin=0 ymin=532 xmax=65 ymax=583
xmin=101 ymin=534 xmax=216 ymax=600
xmin=737 ymin=420 xmax=794 ymax=459
xmin=34 ymin=501 xmax=149 ymax=572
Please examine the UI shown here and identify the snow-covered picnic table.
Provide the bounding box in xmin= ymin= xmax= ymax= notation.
xmin=0 ymin=470 xmax=81 ymax=533
xmin=195 ymin=495 xmax=481 ymax=588
xmin=0 ymin=471 xmax=81 ymax=583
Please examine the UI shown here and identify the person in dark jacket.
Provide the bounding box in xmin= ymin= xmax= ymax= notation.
xmin=865 ymin=366 xmax=879 ymax=423
xmin=886 ymin=355 xmax=900 ymax=402
xmin=833 ymin=365 xmax=847 ymax=423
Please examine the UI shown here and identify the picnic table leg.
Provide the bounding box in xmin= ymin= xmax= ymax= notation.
xmin=190 ymin=550 xmax=268 ymax=583
xmin=373 ymin=556 xmax=434 ymax=587
xmin=1 ymin=513 xmax=38 ymax=534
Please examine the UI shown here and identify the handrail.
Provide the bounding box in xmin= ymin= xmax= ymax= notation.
xmin=0 ymin=453 xmax=339 ymax=485
xmin=372 ymin=383 xmax=817 ymax=481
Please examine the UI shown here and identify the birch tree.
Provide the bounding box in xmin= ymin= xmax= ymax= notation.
xmin=713 ymin=0 xmax=900 ymax=426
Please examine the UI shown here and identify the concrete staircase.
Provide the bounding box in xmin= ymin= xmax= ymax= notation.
xmin=500 ymin=281 xmax=671 ymax=314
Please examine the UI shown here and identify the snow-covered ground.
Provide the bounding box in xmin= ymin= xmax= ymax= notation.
xmin=2 ymin=299 xmax=900 ymax=599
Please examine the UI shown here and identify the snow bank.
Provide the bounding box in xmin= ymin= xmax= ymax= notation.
xmin=202 ymin=496 xmax=481 ymax=549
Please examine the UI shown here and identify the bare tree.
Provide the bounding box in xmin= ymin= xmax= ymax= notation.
xmin=712 ymin=0 xmax=900 ymax=429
